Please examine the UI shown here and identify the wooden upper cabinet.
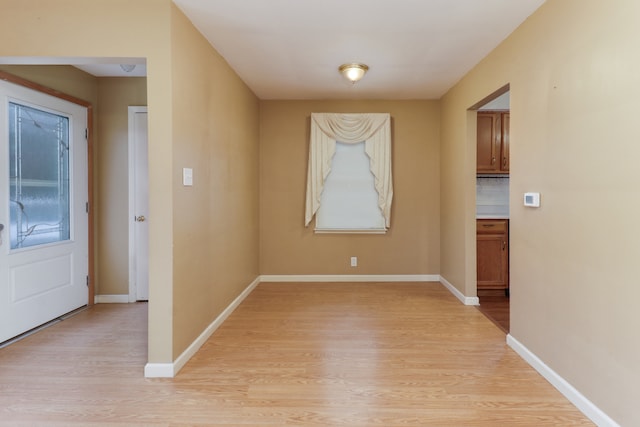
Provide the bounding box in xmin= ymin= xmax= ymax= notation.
xmin=477 ymin=111 xmax=509 ymax=174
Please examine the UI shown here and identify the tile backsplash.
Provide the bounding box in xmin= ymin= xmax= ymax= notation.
xmin=476 ymin=176 xmax=509 ymax=217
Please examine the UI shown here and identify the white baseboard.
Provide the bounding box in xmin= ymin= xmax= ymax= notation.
xmin=439 ymin=276 xmax=479 ymax=306
xmin=143 ymin=363 xmax=174 ymax=378
xmin=94 ymin=294 xmax=130 ymax=304
xmin=144 ymin=276 xmax=261 ymax=378
xmin=507 ymin=334 xmax=619 ymax=427
xmin=260 ymin=274 xmax=480 ymax=307
xmin=259 ymin=274 xmax=440 ymax=282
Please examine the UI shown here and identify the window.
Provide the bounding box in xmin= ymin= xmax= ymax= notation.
xmin=9 ymin=102 xmax=71 ymax=249
xmin=315 ymin=142 xmax=385 ymax=232
xmin=305 ymin=113 xmax=392 ymax=233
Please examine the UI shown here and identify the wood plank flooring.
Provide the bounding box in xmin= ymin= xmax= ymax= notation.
xmin=0 ymin=282 xmax=592 ymax=426
xmin=477 ymin=290 xmax=510 ymax=333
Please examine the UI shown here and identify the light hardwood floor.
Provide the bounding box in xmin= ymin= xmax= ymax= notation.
xmin=477 ymin=290 xmax=510 ymax=333
xmin=0 ymin=282 xmax=592 ymax=426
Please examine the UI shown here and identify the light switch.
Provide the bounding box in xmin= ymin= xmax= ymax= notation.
xmin=183 ymin=168 xmax=193 ymax=186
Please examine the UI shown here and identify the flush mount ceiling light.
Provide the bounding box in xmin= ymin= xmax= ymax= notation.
xmin=339 ymin=63 xmax=369 ymax=83
xmin=120 ymin=64 xmax=136 ymax=73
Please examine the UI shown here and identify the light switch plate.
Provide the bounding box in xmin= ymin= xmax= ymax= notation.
xmin=183 ymin=168 xmax=193 ymax=186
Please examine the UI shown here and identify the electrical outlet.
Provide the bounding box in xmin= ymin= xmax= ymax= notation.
xmin=350 ymin=256 xmax=358 ymax=267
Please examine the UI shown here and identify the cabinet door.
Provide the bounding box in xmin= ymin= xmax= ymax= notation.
xmin=477 ymin=232 xmax=509 ymax=289
xmin=501 ymin=112 xmax=510 ymax=172
xmin=476 ymin=112 xmax=500 ymax=173
xmin=476 ymin=219 xmax=509 ymax=289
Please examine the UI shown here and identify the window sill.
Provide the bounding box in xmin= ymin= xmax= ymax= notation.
xmin=314 ymin=228 xmax=387 ymax=235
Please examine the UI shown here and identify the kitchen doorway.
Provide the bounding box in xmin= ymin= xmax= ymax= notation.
xmin=475 ymin=88 xmax=510 ymax=333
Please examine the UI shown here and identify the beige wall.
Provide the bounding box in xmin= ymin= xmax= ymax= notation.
xmin=0 ymin=65 xmax=98 ymax=102
xmin=170 ymin=5 xmax=260 ymax=357
xmin=260 ymin=101 xmax=440 ymax=275
xmin=440 ymin=0 xmax=639 ymax=424
xmin=96 ymin=78 xmax=147 ymax=295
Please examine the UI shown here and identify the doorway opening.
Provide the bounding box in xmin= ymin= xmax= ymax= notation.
xmin=473 ymin=86 xmax=510 ymax=333
xmin=0 ymin=59 xmax=148 ymax=346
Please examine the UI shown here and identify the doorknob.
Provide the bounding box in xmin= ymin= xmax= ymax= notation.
xmin=135 ymin=216 xmax=146 ymax=222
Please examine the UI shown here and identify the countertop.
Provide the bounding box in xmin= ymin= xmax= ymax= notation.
xmin=476 ymin=215 xmax=509 ymax=220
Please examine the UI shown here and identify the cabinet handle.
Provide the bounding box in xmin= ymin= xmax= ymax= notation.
xmin=503 ymin=157 xmax=507 ymax=167
xmin=502 ymin=241 xmax=506 ymax=250
xmin=491 ymin=156 xmax=496 ymax=165
xmin=482 ymin=224 xmax=495 ymax=228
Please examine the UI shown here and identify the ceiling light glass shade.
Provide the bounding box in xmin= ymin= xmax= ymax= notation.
xmin=339 ymin=63 xmax=369 ymax=83
xmin=120 ymin=64 xmax=136 ymax=73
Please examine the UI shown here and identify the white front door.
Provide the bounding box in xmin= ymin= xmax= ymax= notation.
xmin=0 ymin=80 xmax=88 ymax=343
xmin=128 ymin=107 xmax=148 ymax=301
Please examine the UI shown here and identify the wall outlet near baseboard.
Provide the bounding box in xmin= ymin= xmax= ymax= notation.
xmin=350 ymin=257 xmax=358 ymax=267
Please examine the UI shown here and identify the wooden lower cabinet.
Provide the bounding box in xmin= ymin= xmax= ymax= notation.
xmin=476 ymin=219 xmax=509 ymax=291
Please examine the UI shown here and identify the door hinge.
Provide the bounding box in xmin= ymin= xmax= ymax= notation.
xmin=85 ymin=128 xmax=88 ymax=140
xmin=86 ymin=275 xmax=89 ymax=287
xmin=86 ymin=202 xmax=89 ymax=213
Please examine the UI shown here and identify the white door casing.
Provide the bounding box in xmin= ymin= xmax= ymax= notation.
xmin=0 ymin=80 xmax=88 ymax=343
xmin=128 ymin=107 xmax=148 ymax=301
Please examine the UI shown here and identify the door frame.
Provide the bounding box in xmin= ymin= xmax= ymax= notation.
xmin=127 ymin=106 xmax=147 ymax=302
xmin=0 ymin=70 xmax=94 ymax=305
xmin=469 ymin=84 xmax=510 ymax=297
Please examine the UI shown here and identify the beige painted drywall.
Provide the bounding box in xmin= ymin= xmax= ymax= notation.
xmin=440 ymin=0 xmax=639 ymax=424
xmin=0 ymin=0 xmax=176 ymax=363
xmin=96 ymin=78 xmax=147 ymax=295
xmin=260 ymin=100 xmax=440 ymax=276
xmin=0 ymin=65 xmax=98 ymax=102
xmin=170 ymin=5 xmax=260 ymax=358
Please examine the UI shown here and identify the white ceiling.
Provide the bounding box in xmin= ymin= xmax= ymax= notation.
xmin=172 ymin=0 xmax=545 ymax=100
xmin=1 ymin=1 xmax=545 ymax=99
xmin=74 ymin=63 xmax=147 ymax=78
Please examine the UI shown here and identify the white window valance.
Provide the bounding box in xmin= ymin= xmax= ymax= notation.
xmin=304 ymin=112 xmax=393 ymax=228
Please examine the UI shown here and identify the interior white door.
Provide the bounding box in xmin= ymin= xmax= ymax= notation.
xmin=0 ymin=80 xmax=88 ymax=343
xmin=128 ymin=107 xmax=148 ymax=301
